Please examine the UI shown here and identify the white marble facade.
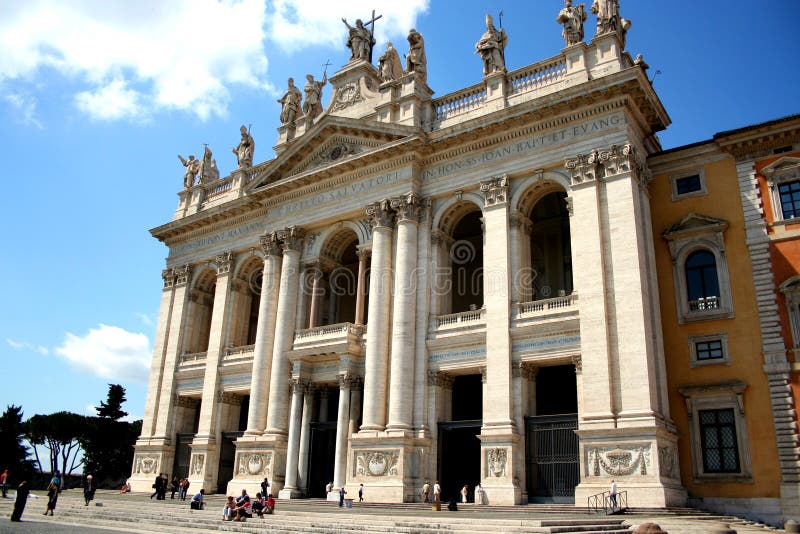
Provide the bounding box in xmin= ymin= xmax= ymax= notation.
xmin=133 ymin=22 xmax=686 ymax=508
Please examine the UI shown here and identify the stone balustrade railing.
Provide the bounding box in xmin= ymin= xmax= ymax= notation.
xmin=688 ymin=296 xmax=720 ymax=312
xmin=508 ymin=56 xmax=567 ymax=95
xmin=224 ymin=344 xmax=255 ymax=360
xmin=178 ymin=351 xmax=207 ymax=366
xmin=433 ymin=307 xmax=487 ymax=330
xmin=513 ymin=293 xmax=579 ymax=318
xmin=203 ymin=176 xmax=234 ymax=201
xmin=433 ymin=83 xmax=487 ymax=122
xmin=294 ymin=322 xmax=365 ymax=341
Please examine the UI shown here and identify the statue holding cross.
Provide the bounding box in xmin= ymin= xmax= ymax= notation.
xmin=342 ymin=10 xmax=382 ymax=63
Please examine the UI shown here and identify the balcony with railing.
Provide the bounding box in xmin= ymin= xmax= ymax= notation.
xmin=512 ymin=293 xmax=579 ymax=329
xmin=223 ymin=344 xmax=255 ymax=364
xmin=292 ymin=322 xmax=366 ymax=355
xmin=428 ymin=307 xmax=487 ymax=341
xmin=688 ymin=296 xmax=720 ymax=312
xmin=178 ymin=351 xmax=207 ymax=369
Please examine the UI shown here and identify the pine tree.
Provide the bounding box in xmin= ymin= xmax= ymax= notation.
xmin=96 ymin=384 xmax=128 ymax=420
xmin=0 ymin=405 xmax=34 ymax=483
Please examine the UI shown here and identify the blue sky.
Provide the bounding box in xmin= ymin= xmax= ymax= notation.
xmin=0 ymin=0 xmax=797 ymax=425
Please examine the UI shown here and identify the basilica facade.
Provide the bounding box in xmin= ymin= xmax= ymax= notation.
xmin=131 ymin=3 xmax=799 ymax=524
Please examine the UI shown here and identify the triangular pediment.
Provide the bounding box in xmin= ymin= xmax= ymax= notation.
xmin=663 ymin=213 xmax=728 ymax=239
xmin=246 ymin=116 xmax=420 ymax=193
xmin=761 ymin=156 xmax=800 ymax=178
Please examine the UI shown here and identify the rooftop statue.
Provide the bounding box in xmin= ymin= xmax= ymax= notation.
xmin=232 ymin=125 xmax=254 ymax=168
xmin=278 ymin=78 xmax=302 ymax=125
xmin=199 ymin=146 xmax=219 ymax=183
xmin=591 ymin=0 xmax=631 ymax=46
xmin=475 ymin=13 xmax=508 ymax=76
xmin=341 ymin=18 xmax=376 ymax=63
xmin=405 ymin=28 xmax=427 ymax=82
xmin=378 ymin=42 xmax=403 ymax=82
xmin=178 ymin=154 xmax=200 ymax=189
xmin=557 ymin=0 xmax=587 ymax=47
xmin=303 ymin=73 xmax=327 ymax=123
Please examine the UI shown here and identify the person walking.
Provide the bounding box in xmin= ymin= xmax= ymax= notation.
xmin=475 ymin=483 xmax=485 ymax=505
xmin=150 ymin=473 xmax=161 ymax=499
xmin=358 ymin=483 xmax=364 ymax=502
xmin=422 ymin=480 xmax=430 ymax=503
xmin=460 ymin=484 xmax=468 ymax=503
xmin=44 ymin=478 xmax=59 ymax=516
xmin=170 ymin=476 xmax=179 ymax=499
xmin=158 ymin=473 xmax=168 ymax=500
xmin=433 ymin=480 xmax=441 ymax=503
xmin=338 ymin=486 xmax=347 ymax=507
xmin=83 ymin=474 xmax=96 ymax=506
xmin=260 ymin=477 xmax=270 ymax=498
xmin=0 ymin=469 xmax=9 ymax=498
xmin=179 ymin=477 xmax=190 ymax=500
xmin=10 ymin=481 xmax=30 ymax=522
xmin=609 ymin=479 xmax=618 ymax=507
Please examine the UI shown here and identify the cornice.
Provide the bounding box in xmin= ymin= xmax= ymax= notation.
xmin=150 ymin=201 xmax=266 ymax=244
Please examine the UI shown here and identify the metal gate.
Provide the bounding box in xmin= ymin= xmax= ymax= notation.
xmin=525 ymin=414 xmax=579 ymax=503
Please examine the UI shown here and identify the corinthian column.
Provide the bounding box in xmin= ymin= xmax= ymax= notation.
xmin=360 ymin=200 xmax=394 ymax=431
xmin=387 ymin=193 xmax=421 ymax=432
xmin=244 ymin=233 xmax=282 ymax=436
xmin=354 ymin=247 xmax=369 ymax=325
xmin=280 ymin=378 xmax=307 ymax=497
xmin=265 ymin=226 xmax=305 ymax=436
xmin=332 ymin=374 xmax=353 ymax=489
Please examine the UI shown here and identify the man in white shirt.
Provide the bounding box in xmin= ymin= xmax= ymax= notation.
xmin=609 ymin=480 xmax=617 ymax=507
xmin=433 ymin=481 xmax=441 ymax=503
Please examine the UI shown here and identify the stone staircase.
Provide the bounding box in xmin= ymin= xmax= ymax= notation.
xmin=0 ymin=491 xmax=783 ymax=533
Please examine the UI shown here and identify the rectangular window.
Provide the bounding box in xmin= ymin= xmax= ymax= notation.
xmin=699 ymin=408 xmax=740 ymax=473
xmin=676 ymin=174 xmax=702 ymax=195
xmin=695 ymin=339 xmax=724 ymax=360
xmin=778 ymin=180 xmax=800 ymax=220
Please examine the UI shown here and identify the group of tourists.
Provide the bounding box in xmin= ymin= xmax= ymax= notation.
xmin=149 ymin=472 xmax=192 ymax=501
xmin=221 ymin=488 xmax=275 ymax=521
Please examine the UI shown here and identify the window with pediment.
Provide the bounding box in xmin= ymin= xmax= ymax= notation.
xmin=762 ymin=156 xmax=800 ymax=223
xmin=663 ymin=214 xmax=733 ymax=323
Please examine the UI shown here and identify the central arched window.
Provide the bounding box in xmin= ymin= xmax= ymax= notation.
xmin=685 ymin=250 xmax=720 ymax=310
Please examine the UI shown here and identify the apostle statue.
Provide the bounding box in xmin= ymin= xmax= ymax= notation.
xmin=278 ymin=78 xmax=302 ymax=124
xmin=199 ymin=146 xmax=219 ymax=183
xmin=475 ymin=14 xmax=508 ymax=76
xmin=590 ymin=0 xmax=631 ymax=46
xmin=232 ymin=125 xmax=254 ymax=168
xmin=557 ymin=0 xmax=587 ymax=47
xmin=378 ymin=42 xmax=403 ymax=82
xmin=341 ymin=18 xmax=375 ymax=62
xmin=303 ymin=73 xmax=327 ymax=123
xmin=405 ymin=28 xmax=427 ymax=82
xmin=178 ymin=154 xmax=200 ymax=189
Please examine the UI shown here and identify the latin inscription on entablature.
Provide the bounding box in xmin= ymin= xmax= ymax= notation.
xmin=512 ymin=334 xmax=580 ymax=354
xmin=268 ymin=168 xmax=408 ymax=220
xmin=422 ymin=112 xmax=626 ymax=181
xmin=429 ymin=346 xmax=486 ymax=365
xmin=169 ymin=220 xmax=267 ymax=259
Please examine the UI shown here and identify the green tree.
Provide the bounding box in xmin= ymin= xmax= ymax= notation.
xmin=82 ymin=384 xmax=141 ymax=487
xmin=26 ymin=411 xmax=88 ymax=476
xmin=0 ymin=405 xmax=35 ymax=483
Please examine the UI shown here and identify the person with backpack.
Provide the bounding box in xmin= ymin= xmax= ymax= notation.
xmin=190 ymin=488 xmax=205 ymax=510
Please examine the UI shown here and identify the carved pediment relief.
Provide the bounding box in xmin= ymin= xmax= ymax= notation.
xmin=662 ymin=213 xmax=728 ymax=240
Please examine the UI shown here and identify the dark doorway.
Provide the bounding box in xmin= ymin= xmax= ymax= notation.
xmin=525 ymin=414 xmax=579 ymax=503
xmin=307 ymin=421 xmax=337 ymax=497
xmin=451 ymin=374 xmax=482 ymax=421
xmin=217 ymin=431 xmax=243 ymax=493
xmin=450 ymin=210 xmax=484 ymax=313
xmin=536 ymin=365 xmax=578 ymax=415
xmin=172 ymin=433 xmax=193 ymax=479
xmin=438 ymin=421 xmax=481 ymax=503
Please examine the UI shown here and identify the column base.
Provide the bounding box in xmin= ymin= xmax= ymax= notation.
xmin=575 ymin=426 xmax=687 ymax=508
xmin=224 ymin=436 xmax=286 ymax=497
xmin=129 ymin=443 xmax=174 ymax=493
xmin=278 ymin=487 xmax=304 ymax=499
xmin=478 ymin=431 xmax=523 ymax=505
xmin=347 ymin=432 xmax=431 ymax=502
xmin=186 ymin=442 xmax=219 ymax=493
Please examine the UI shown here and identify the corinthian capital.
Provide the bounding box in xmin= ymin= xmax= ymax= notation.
xmin=565 ymin=150 xmax=599 ymax=186
xmin=260 ymin=232 xmax=282 ymax=257
xmin=277 ymin=226 xmax=305 ymax=253
xmin=365 ymin=198 xmax=394 ymax=228
xmin=479 ymin=175 xmax=509 ymax=207
xmin=597 ymin=143 xmax=635 ymax=178
xmin=215 ymin=251 xmax=233 ymax=275
xmin=390 ymin=192 xmax=423 ymax=223
xmin=162 ymin=268 xmax=175 ymax=289
xmin=173 ymin=264 xmax=192 ymax=286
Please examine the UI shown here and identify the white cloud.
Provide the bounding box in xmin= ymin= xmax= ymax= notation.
xmin=55 ymin=324 xmax=151 ymax=383
xmin=0 ymin=0 xmax=429 ymax=122
xmin=6 ymin=338 xmax=49 ymax=355
xmin=75 ymin=78 xmax=143 ymax=121
xmin=3 ymin=91 xmax=44 ymax=128
xmin=268 ymin=0 xmax=430 ymax=53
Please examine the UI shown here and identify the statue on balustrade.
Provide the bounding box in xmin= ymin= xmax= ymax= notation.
xmin=278 ymin=78 xmax=302 ymax=125
xmin=475 ymin=13 xmax=508 ymax=75
xmin=378 ymin=42 xmax=403 ymax=82
xmin=590 ymin=0 xmax=631 ymax=46
xmin=405 ymin=28 xmax=427 ymax=82
xmin=341 ymin=18 xmax=375 ymax=63
xmin=303 ymin=73 xmax=327 ymax=123
xmin=199 ymin=146 xmax=219 ymax=183
xmin=178 ymin=154 xmax=200 ymax=189
xmin=557 ymin=0 xmax=587 ymax=47
xmin=232 ymin=125 xmax=254 ymax=168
